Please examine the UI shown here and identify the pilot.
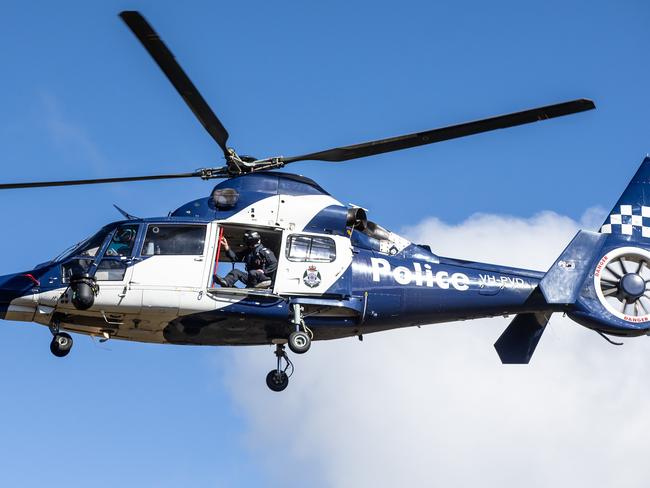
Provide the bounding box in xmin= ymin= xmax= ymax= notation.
xmin=106 ymin=227 xmax=136 ymax=256
xmin=215 ymin=230 xmax=278 ymax=288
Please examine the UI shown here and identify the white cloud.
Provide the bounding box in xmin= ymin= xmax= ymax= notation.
xmin=221 ymin=208 xmax=650 ymax=488
xmin=402 ymin=208 xmax=606 ymax=270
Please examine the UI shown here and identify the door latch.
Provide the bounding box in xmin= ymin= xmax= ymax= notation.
xmin=118 ymin=285 xmax=128 ymax=298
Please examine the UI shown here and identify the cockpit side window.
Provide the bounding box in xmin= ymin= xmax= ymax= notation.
xmin=105 ymin=225 xmax=139 ymax=257
xmin=60 ymin=223 xmax=138 ymax=282
xmin=60 ymin=225 xmax=114 ymax=281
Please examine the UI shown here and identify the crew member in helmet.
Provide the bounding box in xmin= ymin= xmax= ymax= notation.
xmin=106 ymin=226 xmax=137 ymax=257
xmin=215 ymin=230 xmax=278 ymax=288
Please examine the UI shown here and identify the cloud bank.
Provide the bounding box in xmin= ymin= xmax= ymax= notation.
xmin=221 ymin=208 xmax=650 ymax=488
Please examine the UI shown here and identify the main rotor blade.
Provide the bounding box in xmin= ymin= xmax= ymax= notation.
xmin=281 ymin=99 xmax=595 ymax=163
xmin=120 ymin=11 xmax=230 ymax=156
xmin=0 ymin=171 xmax=204 ymax=190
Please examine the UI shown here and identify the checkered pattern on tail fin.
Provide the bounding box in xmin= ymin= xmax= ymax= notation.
xmin=600 ymin=205 xmax=650 ymax=238
xmin=600 ymin=156 xmax=650 ymax=241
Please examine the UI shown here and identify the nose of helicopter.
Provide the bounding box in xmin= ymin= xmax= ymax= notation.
xmin=0 ymin=271 xmax=43 ymax=321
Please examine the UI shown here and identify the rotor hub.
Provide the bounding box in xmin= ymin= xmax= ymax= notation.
xmin=620 ymin=273 xmax=646 ymax=299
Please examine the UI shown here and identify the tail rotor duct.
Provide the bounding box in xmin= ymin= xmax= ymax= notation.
xmin=595 ymin=248 xmax=650 ymax=319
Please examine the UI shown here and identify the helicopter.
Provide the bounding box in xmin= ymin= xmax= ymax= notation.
xmin=2 ymin=11 xmax=645 ymax=393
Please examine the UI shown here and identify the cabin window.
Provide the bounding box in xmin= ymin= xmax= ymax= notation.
xmin=141 ymin=224 xmax=206 ymax=256
xmin=286 ymin=235 xmax=336 ymax=263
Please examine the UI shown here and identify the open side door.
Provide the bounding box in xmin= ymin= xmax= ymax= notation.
xmin=207 ymin=224 xmax=285 ymax=299
xmin=274 ymin=232 xmax=353 ymax=297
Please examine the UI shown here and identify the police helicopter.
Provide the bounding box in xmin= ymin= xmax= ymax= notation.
xmin=3 ymin=11 xmax=645 ymax=392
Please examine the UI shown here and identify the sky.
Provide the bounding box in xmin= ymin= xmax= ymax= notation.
xmin=1 ymin=0 xmax=650 ymax=486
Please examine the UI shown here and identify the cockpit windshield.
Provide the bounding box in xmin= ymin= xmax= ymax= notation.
xmin=53 ymin=224 xmax=117 ymax=262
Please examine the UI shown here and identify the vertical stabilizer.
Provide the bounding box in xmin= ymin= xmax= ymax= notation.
xmin=600 ymin=156 xmax=650 ymax=243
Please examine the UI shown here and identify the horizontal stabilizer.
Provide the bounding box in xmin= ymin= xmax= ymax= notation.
xmin=494 ymin=312 xmax=551 ymax=364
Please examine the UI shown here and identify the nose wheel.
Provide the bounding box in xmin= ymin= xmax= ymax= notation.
xmin=48 ymin=320 xmax=73 ymax=358
xmin=50 ymin=332 xmax=73 ymax=358
xmin=266 ymin=344 xmax=293 ymax=392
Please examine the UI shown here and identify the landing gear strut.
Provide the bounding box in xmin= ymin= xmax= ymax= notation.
xmin=49 ymin=320 xmax=73 ymax=358
xmin=266 ymin=344 xmax=293 ymax=392
xmin=265 ymin=305 xmax=311 ymax=391
xmin=288 ymin=304 xmax=311 ymax=354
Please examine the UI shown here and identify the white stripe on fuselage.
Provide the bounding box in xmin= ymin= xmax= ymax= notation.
xmin=225 ymin=194 xmax=342 ymax=231
xmin=14 ymin=280 xmax=247 ymax=344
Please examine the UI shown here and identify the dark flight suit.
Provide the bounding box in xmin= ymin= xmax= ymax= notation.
xmin=220 ymin=243 xmax=278 ymax=287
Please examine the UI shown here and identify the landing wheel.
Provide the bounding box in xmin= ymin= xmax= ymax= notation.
xmin=50 ymin=332 xmax=73 ymax=358
xmin=266 ymin=344 xmax=293 ymax=392
xmin=266 ymin=370 xmax=289 ymax=392
xmin=288 ymin=330 xmax=311 ymax=354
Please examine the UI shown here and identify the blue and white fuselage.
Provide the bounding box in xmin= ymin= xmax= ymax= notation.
xmin=0 ymin=172 xmax=551 ymax=348
xmin=6 ymin=158 xmax=650 ymax=366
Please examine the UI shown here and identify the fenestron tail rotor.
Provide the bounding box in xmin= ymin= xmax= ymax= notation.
xmin=595 ymin=248 xmax=650 ymax=319
xmin=0 ymin=11 xmax=596 ymax=191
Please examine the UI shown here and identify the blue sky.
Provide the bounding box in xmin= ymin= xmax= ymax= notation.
xmin=1 ymin=1 xmax=649 ymax=486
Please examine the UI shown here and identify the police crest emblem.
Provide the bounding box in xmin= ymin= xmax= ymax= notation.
xmin=302 ymin=265 xmax=322 ymax=288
